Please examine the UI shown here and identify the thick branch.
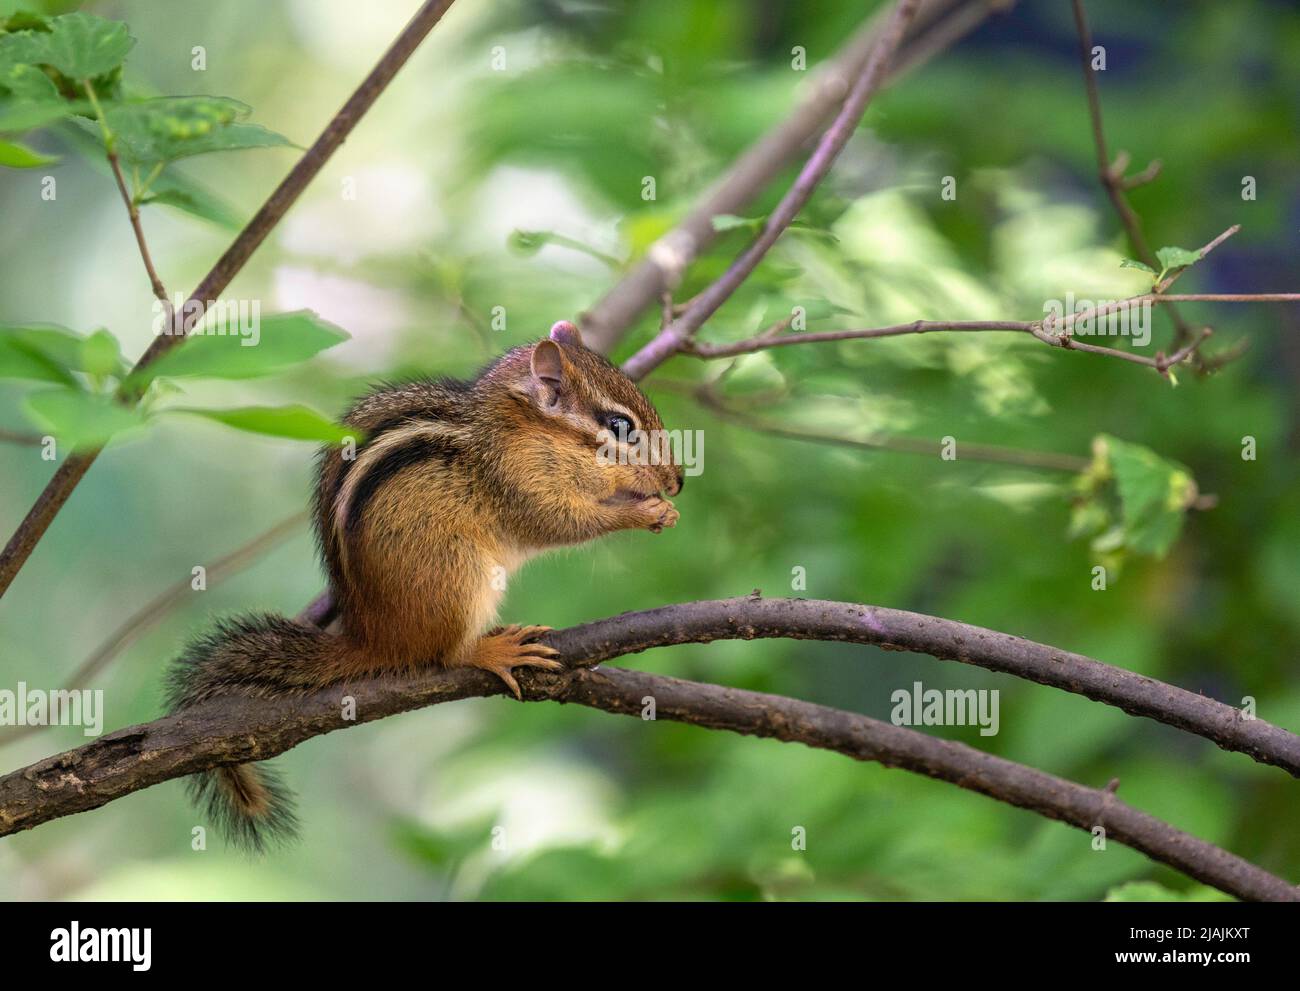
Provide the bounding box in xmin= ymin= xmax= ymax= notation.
xmin=2 ymin=599 xmax=1296 ymax=900
xmin=5 ymin=596 xmax=1298 ymax=813
xmin=0 ymin=0 xmax=460 ymax=603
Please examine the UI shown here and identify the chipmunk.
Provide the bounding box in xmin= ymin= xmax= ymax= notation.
xmin=166 ymin=320 xmax=682 ymax=851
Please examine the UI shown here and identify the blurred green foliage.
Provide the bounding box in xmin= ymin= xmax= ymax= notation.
xmin=0 ymin=0 xmax=1297 ymax=902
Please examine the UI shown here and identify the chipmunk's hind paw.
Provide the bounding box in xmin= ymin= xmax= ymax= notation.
xmin=466 ymin=625 xmax=562 ymax=698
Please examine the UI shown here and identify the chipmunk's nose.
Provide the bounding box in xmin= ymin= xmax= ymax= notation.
xmin=666 ymin=467 xmax=684 ymax=496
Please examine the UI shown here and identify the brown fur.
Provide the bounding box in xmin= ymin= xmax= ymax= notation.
xmin=312 ymin=326 xmax=682 ymax=683
xmin=168 ymin=324 xmax=682 ymax=848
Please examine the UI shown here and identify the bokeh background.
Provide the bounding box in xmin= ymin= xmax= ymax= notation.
xmin=1 ymin=0 xmax=1298 ymax=901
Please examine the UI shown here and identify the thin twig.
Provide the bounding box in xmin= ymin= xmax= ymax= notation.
xmin=620 ymin=0 xmax=925 ymax=380
xmin=682 ymin=383 xmax=1091 ymax=472
xmin=686 ymin=319 xmax=1038 ymax=358
xmin=0 ymin=512 xmax=309 ymax=748
xmin=3 ymin=597 xmax=1297 ymax=899
xmin=84 ymin=80 xmax=171 ymax=310
xmin=683 ymin=227 xmax=1286 ymax=375
xmin=1070 ymin=0 xmax=1200 ymax=354
xmin=580 ymin=0 xmax=1018 ymax=353
xmin=0 ymin=0 xmax=460 ymax=603
xmin=0 ymin=429 xmax=44 ymax=447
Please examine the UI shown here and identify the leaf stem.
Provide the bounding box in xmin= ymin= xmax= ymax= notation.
xmin=84 ymin=79 xmax=173 ymax=310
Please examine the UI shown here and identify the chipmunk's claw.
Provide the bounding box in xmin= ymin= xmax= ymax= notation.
xmin=467 ymin=624 xmax=562 ymax=699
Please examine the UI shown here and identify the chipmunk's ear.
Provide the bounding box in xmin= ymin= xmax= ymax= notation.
xmin=549 ymin=320 xmax=583 ymax=347
xmin=530 ymin=339 xmax=567 ymax=407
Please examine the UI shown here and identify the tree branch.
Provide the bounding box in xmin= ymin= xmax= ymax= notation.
xmin=0 ymin=429 xmax=44 ymax=447
xmin=620 ymin=0 xmax=925 ymax=379
xmin=676 ymin=382 xmax=1092 ymax=472
xmin=2 ymin=597 xmax=1296 ymax=900
xmin=0 ymin=0 xmax=461 ymax=604
xmin=83 ymin=78 xmax=172 ymax=310
xmin=1070 ymin=0 xmax=1208 ymax=359
xmin=0 ymin=512 xmax=309 ymax=748
xmin=679 ymin=225 xmax=1294 ymax=375
xmin=580 ymin=0 xmax=1019 ymax=354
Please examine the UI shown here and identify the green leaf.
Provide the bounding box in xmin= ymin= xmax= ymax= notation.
xmin=138 ymin=183 xmax=241 ymax=230
xmin=1100 ymin=434 xmax=1197 ymax=558
xmin=1118 ymin=258 xmax=1155 ymax=275
xmin=1155 ymin=245 xmax=1200 ymax=272
xmin=0 ymin=324 xmax=87 ymax=383
xmin=1105 ymin=881 xmax=1231 ymax=903
xmin=93 ymin=96 xmax=292 ymax=166
xmin=171 ymin=404 xmax=355 ymax=444
xmin=0 ymin=335 xmax=76 ymax=385
xmin=505 ymin=228 xmax=620 ymax=267
xmin=711 ymin=213 xmax=761 ymax=232
xmin=508 ymin=229 xmax=547 ymax=255
xmin=24 ymin=386 xmax=148 ymax=447
xmin=0 ymin=135 xmax=53 ymax=165
xmin=128 ymin=310 xmax=350 ymax=386
xmin=0 ymin=62 xmax=85 ymax=130
xmin=0 ymin=12 xmax=133 ymax=80
xmin=80 ymin=328 xmax=124 ymax=378
xmin=0 ymin=58 xmax=55 ymax=97
xmin=786 ymin=219 xmax=839 ymax=242
xmin=55 ymin=118 xmax=243 ymax=229
xmin=0 ymin=11 xmax=53 ymax=34
xmin=389 ymin=816 xmax=496 ymax=868
xmin=0 ymin=98 xmax=76 ymax=131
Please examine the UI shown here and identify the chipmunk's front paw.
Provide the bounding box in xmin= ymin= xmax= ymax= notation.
xmin=465 ymin=624 xmax=562 ymax=699
xmin=640 ymin=496 xmax=679 ymax=533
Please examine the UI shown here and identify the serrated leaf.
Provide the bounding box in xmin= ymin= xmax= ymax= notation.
xmin=56 ymin=118 xmax=244 ymax=229
xmin=0 ymin=58 xmax=57 ymax=96
xmin=1155 ymin=245 xmax=1200 ymax=271
xmin=24 ymin=386 xmax=148 ymax=447
xmin=95 ymin=96 xmax=292 ymax=165
xmin=172 ymin=404 xmax=354 ymax=443
xmin=1100 ymin=434 xmax=1196 ymax=558
xmin=1118 ymin=258 xmax=1155 ymax=275
xmin=0 ymin=11 xmax=52 ymax=33
xmin=0 ymin=12 xmax=133 ymax=80
xmin=0 ymin=135 xmax=53 ymax=165
xmin=128 ymin=310 xmax=350 ymax=386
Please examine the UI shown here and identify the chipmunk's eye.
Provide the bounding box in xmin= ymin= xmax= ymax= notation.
xmin=601 ymin=412 xmax=635 ymax=439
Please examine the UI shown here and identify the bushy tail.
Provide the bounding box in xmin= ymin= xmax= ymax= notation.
xmin=167 ymin=613 xmax=348 ymax=853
